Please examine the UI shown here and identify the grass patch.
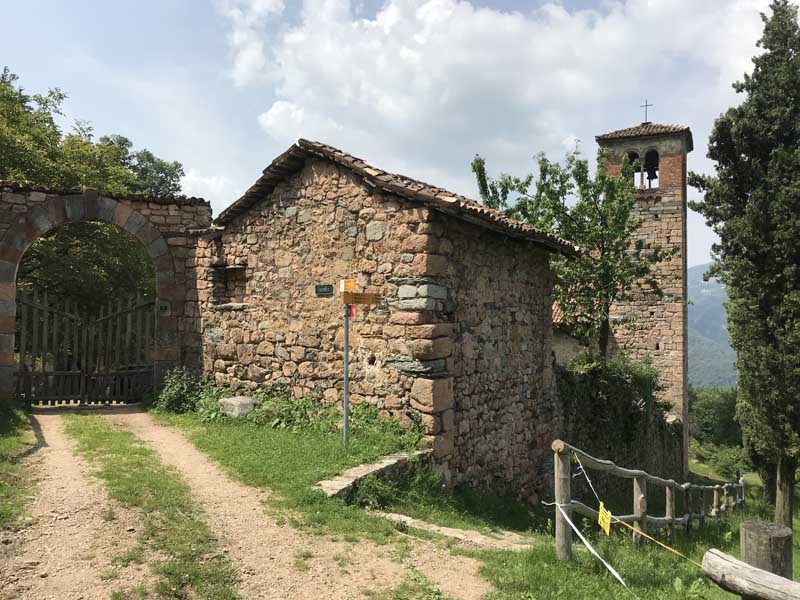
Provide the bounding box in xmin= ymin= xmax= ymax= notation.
xmin=63 ymin=414 xmax=239 ymax=599
xmin=364 ymin=571 xmax=449 ymax=600
xmin=157 ymin=410 xmax=422 ymax=542
xmin=0 ymin=404 xmax=34 ymax=526
xmin=356 ymin=466 xmax=543 ymax=536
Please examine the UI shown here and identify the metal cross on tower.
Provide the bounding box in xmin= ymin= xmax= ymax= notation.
xmin=640 ymin=99 xmax=653 ymax=122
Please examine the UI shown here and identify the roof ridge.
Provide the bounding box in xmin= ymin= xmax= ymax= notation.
xmin=217 ymin=139 xmax=575 ymax=255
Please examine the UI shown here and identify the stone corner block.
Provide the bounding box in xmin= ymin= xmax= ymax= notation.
xmin=219 ymin=395 xmax=257 ymax=418
xmin=410 ymin=376 xmax=453 ymax=414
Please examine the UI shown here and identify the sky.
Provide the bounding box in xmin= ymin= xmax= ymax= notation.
xmin=1 ymin=0 xmax=780 ymax=266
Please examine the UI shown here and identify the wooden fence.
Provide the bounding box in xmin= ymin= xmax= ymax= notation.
xmin=15 ymin=291 xmax=156 ymax=405
xmin=552 ymin=439 xmax=745 ymax=561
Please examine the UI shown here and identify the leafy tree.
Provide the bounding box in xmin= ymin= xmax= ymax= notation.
xmin=688 ymin=386 xmax=741 ymax=447
xmin=16 ymin=221 xmax=155 ymax=314
xmin=472 ymin=151 xmax=672 ymax=355
xmin=689 ymin=0 xmax=800 ymax=527
xmin=0 ymin=67 xmax=184 ymax=194
xmin=1 ymin=68 xmax=183 ymax=310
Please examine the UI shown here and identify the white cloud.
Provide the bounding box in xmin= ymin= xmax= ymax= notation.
xmin=181 ymin=169 xmax=240 ymax=213
xmin=217 ymin=0 xmax=285 ymax=86
xmin=217 ymin=0 xmax=782 ymax=264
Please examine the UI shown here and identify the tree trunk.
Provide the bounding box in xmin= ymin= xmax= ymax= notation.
xmin=775 ymin=455 xmax=795 ymax=529
xmin=599 ymin=317 xmax=610 ymax=357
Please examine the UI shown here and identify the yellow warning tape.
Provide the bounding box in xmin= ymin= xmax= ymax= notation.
xmin=571 ymin=452 xmax=704 ymax=570
xmin=610 ymin=517 xmax=703 ymax=569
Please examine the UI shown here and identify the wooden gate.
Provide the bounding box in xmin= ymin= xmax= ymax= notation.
xmin=14 ymin=292 xmax=157 ymax=406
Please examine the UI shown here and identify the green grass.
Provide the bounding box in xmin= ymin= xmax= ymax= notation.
xmin=63 ymin=414 xmax=240 ymax=600
xmin=0 ymin=404 xmax=33 ymax=526
xmin=157 ymin=410 xmax=800 ymax=599
xmin=364 ymin=571 xmax=449 ymax=600
xmin=157 ymin=411 xmax=423 ymax=542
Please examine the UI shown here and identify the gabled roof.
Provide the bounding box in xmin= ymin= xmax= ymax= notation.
xmin=595 ymin=123 xmax=693 ymax=152
xmin=214 ymin=139 xmax=575 ymax=254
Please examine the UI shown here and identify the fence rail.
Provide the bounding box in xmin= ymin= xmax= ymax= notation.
xmin=552 ymin=439 xmax=745 ymax=561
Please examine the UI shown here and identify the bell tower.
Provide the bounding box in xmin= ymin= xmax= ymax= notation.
xmin=596 ymin=122 xmax=693 ymax=475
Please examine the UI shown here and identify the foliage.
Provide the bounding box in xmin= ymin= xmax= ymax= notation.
xmin=195 ymin=381 xmax=230 ymax=423
xmin=688 ymin=0 xmax=800 ymax=525
xmin=690 ymin=439 xmax=751 ymax=480
xmin=153 ymin=367 xmax=202 ymax=414
xmin=364 ymin=571 xmax=447 ymax=600
xmin=63 ymin=415 xmax=239 ymax=599
xmin=557 ymin=351 xmax=670 ymax=445
xmin=0 ymin=68 xmax=184 ymax=194
xmin=2 ymin=68 xmax=183 ymax=308
xmin=472 ymin=150 xmax=673 ymax=355
xmin=0 ymin=405 xmax=33 ymax=526
xmin=16 ymin=221 xmax=155 ymax=314
xmin=688 ymin=386 xmax=741 ymax=447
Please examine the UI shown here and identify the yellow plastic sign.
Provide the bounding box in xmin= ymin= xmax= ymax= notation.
xmin=598 ymin=502 xmax=612 ymax=536
xmin=340 ymin=278 xmax=357 ymax=293
xmin=343 ymin=291 xmax=381 ymax=305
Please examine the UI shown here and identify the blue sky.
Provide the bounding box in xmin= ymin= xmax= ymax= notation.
xmin=2 ymin=0 xmax=779 ymax=266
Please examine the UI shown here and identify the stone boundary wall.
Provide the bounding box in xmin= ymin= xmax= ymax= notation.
xmin=0 ymin=185 xmax=212 ymax=398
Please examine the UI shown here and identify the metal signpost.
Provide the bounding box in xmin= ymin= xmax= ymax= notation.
xmin=343 ymin=301 xmax=351 ymax=448
xmin=338 ymin=279 xmax=381 ymax=449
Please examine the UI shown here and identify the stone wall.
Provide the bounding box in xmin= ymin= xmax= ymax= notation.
xmin=0 ymin=185 xmax=212 ymax=398
xmin=197 ymin=158 xmax=560 ymax=498
xmin=600 ymin=134 xmax=690 ymax=474
xmin=444 ymin=218 xmax=557 ymax=500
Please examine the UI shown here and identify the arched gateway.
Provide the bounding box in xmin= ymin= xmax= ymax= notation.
xmin=0 ymin=184 xmax=212 ymax=402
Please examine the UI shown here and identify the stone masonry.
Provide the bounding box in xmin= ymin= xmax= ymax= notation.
xmin=0 ymin=184 xmax=212 ymax=398
xmin=597 ymin=123 xmax=692 ymax=472
xmin=196 ymin=140 xmax=572 ymax=497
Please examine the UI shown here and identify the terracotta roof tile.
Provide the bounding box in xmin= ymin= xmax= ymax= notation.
xmin=215 ymin=139 xmax=575 ymax=254
xmin=595 ymin=123 xmax=693 ymax=151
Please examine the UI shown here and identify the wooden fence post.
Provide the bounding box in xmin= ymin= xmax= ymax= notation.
xmin=665 ymin=486 xmax=675 ymax=540
xmin=712 ymin=486 xmax=721 ymax=517
xmin=553 ymin=441 xmax=572 ymax=561
xmin=741 ymin=522 xmax=793 ymax=581
xmin=633 ymin=476 xmax=647 ymax=544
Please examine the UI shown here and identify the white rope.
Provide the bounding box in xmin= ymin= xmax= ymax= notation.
xmin=556 ymin=505 xmax=640 ymax=599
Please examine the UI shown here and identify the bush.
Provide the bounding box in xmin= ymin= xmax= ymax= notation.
xmin=153 ymin=367 xmax=200 ymax=414
xmin=195 ymin=381 xmax=231 ymax=422
xmin=154 ymin=367 xmax=230 ymax=420
xmin=691 ymin=439 xmax=751 ymax=480
xmin=557 ymin=351 xmax=670 ymax=444
xmin=688 ymin=386 xmax=741 ymax=446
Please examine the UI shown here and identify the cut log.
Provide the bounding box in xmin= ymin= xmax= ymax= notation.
xmin=702 ymin=549 xmax=800 ymax=600
xmin=741 ymin=521 xmax=793 ymax=580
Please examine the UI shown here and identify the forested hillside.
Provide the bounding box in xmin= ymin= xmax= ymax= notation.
xmin=688 ymin=263 xmax=737 ymax=388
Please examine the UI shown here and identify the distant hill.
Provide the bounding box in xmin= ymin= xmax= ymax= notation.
xmin=687 ymin=263 xmax=737 ymax=388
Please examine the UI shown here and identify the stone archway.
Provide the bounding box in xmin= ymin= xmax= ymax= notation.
xmin=0 ymin=185 xmax=212 ymax=400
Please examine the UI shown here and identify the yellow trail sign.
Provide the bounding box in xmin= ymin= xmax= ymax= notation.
xmin=598 ymin=502 xmax=612 ymax=536
xmin=343 ymin=291 xmax=382 ymax=305
xmin=340 ymin=278 xmax=357 ymax=292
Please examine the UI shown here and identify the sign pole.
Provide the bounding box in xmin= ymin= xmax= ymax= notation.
xmin=343 ymin=303 xmax=350 ymax=448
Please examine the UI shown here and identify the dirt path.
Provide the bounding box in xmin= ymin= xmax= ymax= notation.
xmin=108 ymin=411 xmax=412 ymax=599
xmin=0 ymin=412 xmax=154 ymax=600
xmin=108 ymin=410 xmax=492 ymax=600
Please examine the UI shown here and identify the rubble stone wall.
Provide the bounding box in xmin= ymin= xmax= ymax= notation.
xmin=0 ymin=185 xmax=212 ymax=398
xmin=197 ymin=158 xmax=560 ymax=497
xmin=443 ymin=218 xmax=557 ymax=500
